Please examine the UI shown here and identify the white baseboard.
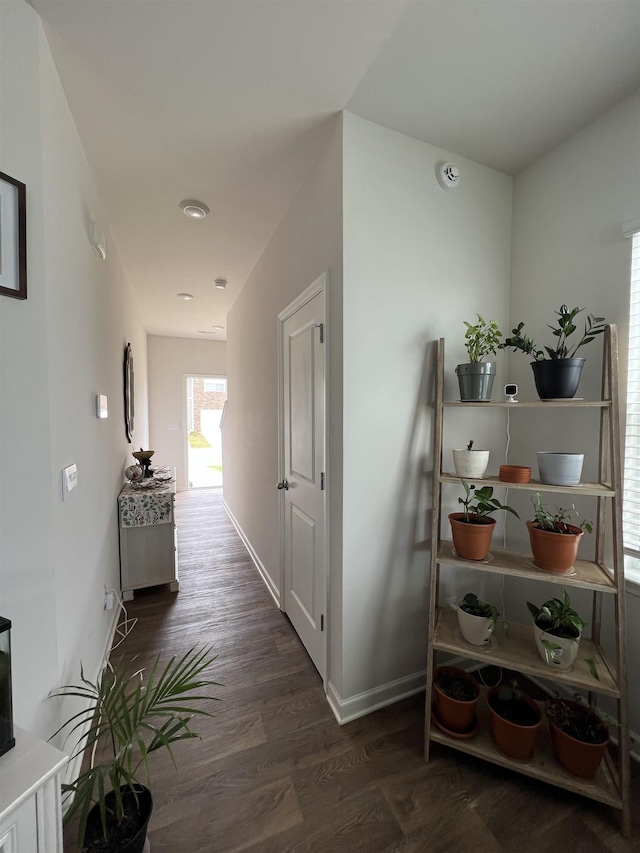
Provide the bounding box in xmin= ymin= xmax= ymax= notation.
xmin=61 ymin=605 xmax=122 ymax=793
xmin=222 ymin=499 xmax=281 ymax=608
xmin=326 ymin=671 xmax=427 ymax=725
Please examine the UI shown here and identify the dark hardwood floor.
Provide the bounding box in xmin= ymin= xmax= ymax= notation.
xmin=66 ymin=488 xmax=639 ymax=851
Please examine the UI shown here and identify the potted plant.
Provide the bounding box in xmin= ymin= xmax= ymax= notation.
xmin=501 ymin=305 xmax=606 ymax=399
xmin=456 ymin=314 xmax=502 ymax=401
xmin=432 ymin=665 xmax=480 ymax=735
xmin=526 ymin=492 xmax=592 ymax=575
xmin=50 ymin=646 xmax=219 ymax=853
xmin=456 ymin=592 xmax=508 ymax=646
xmin=526 ymin=588 xmax=598 ymax=678
xmin=486 ymin=680 xmax=542 ymax=760
xmin=452 ymin=439 xmax=490 ymax=479
xmin=545 ymin=695 xmax=611 ymax=778
xmin=449 ymin=479 xmax=519 ymax=561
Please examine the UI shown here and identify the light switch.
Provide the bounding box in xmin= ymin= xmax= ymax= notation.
xmin=168 ymin=422 xmax=179 ymax=431
xmin=62 ymin=464 xmax=78 ymax=499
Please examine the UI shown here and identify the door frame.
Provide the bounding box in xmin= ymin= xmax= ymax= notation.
xmin=183 ymin=373 xmax=227 ymax=490
xmin=277 ymin=271 xmax=330 ymax=688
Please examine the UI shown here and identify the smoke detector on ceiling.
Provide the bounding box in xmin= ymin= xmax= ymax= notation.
xmin=89 ymin=221 xmax=107 ymax=259
xmin=214 ymin=279 xmax=227 ymax=289
xmin=436 ymin=162 xmax=461 ymax=191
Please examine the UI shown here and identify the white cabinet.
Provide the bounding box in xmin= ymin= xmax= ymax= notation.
xmin=424 ymin=325 xmax=631 ymax=835
xmin=0 ymin=726 xmax=66 ymax=853
xmin=118 ymin=481 xmax=179 ymax=600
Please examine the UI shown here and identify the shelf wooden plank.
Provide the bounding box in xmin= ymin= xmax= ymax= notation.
xmin=440 ymin=472 xmax=615 ymax=497
xmin=437 ymin=540 xmax=617 ymax=593
xmin=434 ymin=607 xmax=620 ymax=697
xmin=429 ymin=689 xmax=622 ymax=809
xmin=443 ymin=400 xmax=611 ymax=409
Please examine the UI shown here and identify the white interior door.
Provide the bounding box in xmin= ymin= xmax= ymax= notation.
xmin=279 ymin=285 xmax=326 ymax=678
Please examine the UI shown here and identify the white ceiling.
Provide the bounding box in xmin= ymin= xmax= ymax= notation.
xmin=30 ymin=0 xmax=640 ymax=340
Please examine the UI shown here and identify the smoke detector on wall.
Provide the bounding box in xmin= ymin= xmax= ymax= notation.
xmin=436 ymin=162 xmax=460 ymax=191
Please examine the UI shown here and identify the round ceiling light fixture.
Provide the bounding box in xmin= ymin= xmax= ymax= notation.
xmin=177 ymin=292 xmax=194 ymax=300
xmin=214 ymin=278 xmax=227 ymax=290
xmin=179 ymin=199 xmax=210 ymax=219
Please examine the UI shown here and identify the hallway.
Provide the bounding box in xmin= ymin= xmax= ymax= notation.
xmin=66 ymin=489 xmax=639 ymax=852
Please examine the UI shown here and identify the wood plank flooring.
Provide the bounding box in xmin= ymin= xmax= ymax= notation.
xmin=65 ymin=488 xmax=640 ymax=851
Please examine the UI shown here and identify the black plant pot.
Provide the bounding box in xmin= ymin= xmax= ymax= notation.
xmin=83 ymin=785 xmax=152 ymax=853
xmin=530 ymin=358 xmax=585 ymax=400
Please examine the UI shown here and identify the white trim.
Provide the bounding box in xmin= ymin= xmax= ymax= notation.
xmin=326 ymin=671 xmax=426 ymax=725
xmin=61 ymin=606 xmax=120 ymax=795
xmin=222 ymin=498 xmax=281 ymax=607
xmin=277 ymin=271 xmax=330 ymax=687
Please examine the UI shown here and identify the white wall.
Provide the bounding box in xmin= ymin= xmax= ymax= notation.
xmin=339 ymin=114 xmax=513 ymax=713
xmin=147 ymin=336 xmax=226 ymax=491
xmin=0 ymin=0 xmax=148 ymax=741
xmin=224 ymin=115 xmax=343 ymax=612
xmin=508 ymin=92 xmax=640 ymax=727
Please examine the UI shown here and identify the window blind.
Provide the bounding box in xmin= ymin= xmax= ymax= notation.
xmin=623 ymin=233 xmax=640 ymax=556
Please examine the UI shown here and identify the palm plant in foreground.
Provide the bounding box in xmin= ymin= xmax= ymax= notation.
xmin=50 ymin=645 xmax=219 ymax=851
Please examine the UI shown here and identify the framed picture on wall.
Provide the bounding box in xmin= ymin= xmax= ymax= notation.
xmin=0 ymin=171 xmax=27 ymax=300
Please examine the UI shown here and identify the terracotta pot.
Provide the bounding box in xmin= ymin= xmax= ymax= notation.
xmin=499 ymin=465 xmax=531 ymax=484
xmin=526 ymin=520 xmax=583 ymax=574
xmin=450 ymin=514 xmax=495 ymax=561
xmin=433 ymin=666 xmax=480 ymax=733
xmin=546 ymin=700 xmax=609 ymax=778
xmin=487 ymin=687 xmax=542 ymax=761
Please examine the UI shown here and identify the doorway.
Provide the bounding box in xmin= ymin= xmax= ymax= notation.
xmin=186 ymin=375 xmax=227 ymax=489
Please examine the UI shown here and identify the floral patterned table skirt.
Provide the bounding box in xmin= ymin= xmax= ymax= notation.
xmin=119 ymin=484 xmax=174 ymax=527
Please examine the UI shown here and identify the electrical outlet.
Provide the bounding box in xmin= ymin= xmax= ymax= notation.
xmin=104 ymin=591 xmax=114 ymax=611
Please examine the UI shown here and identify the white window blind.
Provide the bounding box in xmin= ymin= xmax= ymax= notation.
xmin=623 ymin=233 xmax=640 ymax=559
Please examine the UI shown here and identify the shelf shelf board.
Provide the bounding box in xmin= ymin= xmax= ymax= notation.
xmin=443 ymin=400 xmax=611 ymax=409
xmin=436 ymin=540 xmax=617 ymax=593
xmin=428 ymin=688 xmax=622 ymax=809
xmin=434 ymin=607 xmax=620 ymax=697
xmin=439 ymin=472 xmax=615 ymax=497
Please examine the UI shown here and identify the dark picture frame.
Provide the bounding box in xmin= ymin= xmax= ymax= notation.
xmin=0 ymin=171 xmax=27 ymax=300
xmin=124 ymin=343 xmax=135 ymax=442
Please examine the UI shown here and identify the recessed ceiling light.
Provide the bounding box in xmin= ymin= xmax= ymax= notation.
xmin=214 ymin=278 xmax=227 ymax=289
xmin=177 ymin=292 xmax=194 ymax=300
xmin=179 ymin=199 xmax=209 ymax=219
xmin=212 ymin=325 xmax=224 ymax=331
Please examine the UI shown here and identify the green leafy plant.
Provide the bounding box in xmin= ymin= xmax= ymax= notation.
xmin=463 ymin=314 xmax=502 ymax=362
xmin=458 ymin=479 xmax=520 ymax=523
xmin=526 ymin=589 xmax=598 ymax=679
xmin=530 ymin=492 xmax=593 ymax=534
xmin=545 ymin=693 xmax=616 ymax=742
xmin=50 ymin=646 xmax=220 ymax=850
xmin=502 ymin=305 xmax=606 ymax=361
xmin=459 ymin=592 xmax=509 ymax=635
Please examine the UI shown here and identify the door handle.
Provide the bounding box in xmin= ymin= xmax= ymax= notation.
xmin=276 ymin=479 xmax=289 ymax=490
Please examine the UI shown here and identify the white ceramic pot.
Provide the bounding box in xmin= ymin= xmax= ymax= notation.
xmin=533 ymin=624 xmax=580 ymax=670
xmin=457 ymin=602 xmax=495 ymax=646
xmin=452 ymin=449 xmax=490 ymax=479
xmin=537 ymin=452 xmax=584 ymax=486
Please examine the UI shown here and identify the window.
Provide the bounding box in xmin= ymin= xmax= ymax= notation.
xmin=204 ymin=378 xmax=226 ymax=393
xmin=623 ymin=232 xmax=640 ymax=583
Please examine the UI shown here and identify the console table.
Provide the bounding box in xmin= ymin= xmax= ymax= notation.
xmin=0 ymin=725 xmax=66 ymax=853
xmin=118 ymin=479 xmax=179 ymax=600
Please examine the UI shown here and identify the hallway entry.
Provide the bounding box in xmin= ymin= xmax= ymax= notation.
xmin=186 ymin=375 xmax=227 ymax=488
